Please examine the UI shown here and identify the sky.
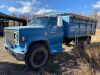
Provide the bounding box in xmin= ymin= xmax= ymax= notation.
xmin=0 ymin=0 xmax=100 ymax=16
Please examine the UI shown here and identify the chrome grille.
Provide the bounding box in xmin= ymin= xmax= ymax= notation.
xmin=5 ymin=29 xmax=15 ymax=47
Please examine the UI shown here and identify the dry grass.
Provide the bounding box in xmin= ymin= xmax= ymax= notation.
xmin=73 ymin=60 xmax=95 ymax=75
xmin=70 ymin=45 xmax=100 ymax=75
xmin=92 ymin=29 xmax=100 ymax=43
xmin=85 ymin=44 xmax=100 ymax=66
xmin=75 ymin=29 xmax=100 ymax=75
xmin=69 ymin=29 xmax=100 ymax=75
xmin=87 ymin=29 xmax=100 ymax=66
xmin=0 ymin=37 xmax=3 ymax=39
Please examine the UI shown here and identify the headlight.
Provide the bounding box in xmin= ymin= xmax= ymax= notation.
xmin=14 ymin=32 xmax=19 ymax=44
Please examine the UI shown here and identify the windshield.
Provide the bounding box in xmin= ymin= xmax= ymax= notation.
xmin=28 ymin=17 xmax=48 ymax=27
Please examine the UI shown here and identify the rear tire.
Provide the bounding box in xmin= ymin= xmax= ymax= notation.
xmin=77 ymin=36 xmax=91 ymax=47
xmin=25 ymin=44 xmax=49 ymax=70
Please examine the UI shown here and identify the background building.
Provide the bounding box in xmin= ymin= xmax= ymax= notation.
xmin=0 ymin=12 xmax=27 ymax=36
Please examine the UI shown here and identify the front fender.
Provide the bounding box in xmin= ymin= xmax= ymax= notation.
xmin=23 ymin=36 xmax=50 ymax=53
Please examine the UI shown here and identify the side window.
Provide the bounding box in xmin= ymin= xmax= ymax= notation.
xmin=48 ymin=17 xmax=57 ymax=27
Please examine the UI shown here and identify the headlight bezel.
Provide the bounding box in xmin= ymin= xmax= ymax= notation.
xmin=14 ymin=31 xmax=19 ymax=45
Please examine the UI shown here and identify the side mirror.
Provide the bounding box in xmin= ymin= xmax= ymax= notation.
xmin=57 ymin=16 xmax=63 ymax=27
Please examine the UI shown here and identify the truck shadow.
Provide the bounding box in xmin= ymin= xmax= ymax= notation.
xmin=43 ymin=51 xmax=80 ymax=75
xmin=0 ymin=62 xmax=34 ymax=75
xmin=0 ymin=52 xmax=79 ymax=75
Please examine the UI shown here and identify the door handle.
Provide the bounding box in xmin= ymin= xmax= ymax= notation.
xmin=51 ymin=26 xmax=57 ymax=33
xmin=51 ymin=31 xmax=56 ymax=34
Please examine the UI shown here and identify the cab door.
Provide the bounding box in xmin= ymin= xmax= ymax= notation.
xmin=46 ymin=17 xmax=64 ymax=45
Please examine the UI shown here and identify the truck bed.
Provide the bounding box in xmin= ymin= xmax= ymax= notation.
xmin=62 ymin=13 xmax=97 ymax=38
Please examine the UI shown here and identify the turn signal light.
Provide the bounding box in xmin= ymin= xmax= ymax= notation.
xmin=21 ymin=37 xmax=26 ymax=41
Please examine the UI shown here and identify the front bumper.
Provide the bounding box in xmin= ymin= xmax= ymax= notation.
xmin=5 ymin=47 xmax=25 ymax=61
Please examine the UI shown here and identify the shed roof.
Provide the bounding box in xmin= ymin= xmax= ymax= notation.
xmin=0 ymin=12 xmax=27 ymax=23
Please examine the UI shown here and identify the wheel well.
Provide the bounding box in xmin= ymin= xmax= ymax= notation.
xmin=28 ymin=40 xmax=50 ymax=54
xmin=80 ymin=36 xmax=91 ymax=40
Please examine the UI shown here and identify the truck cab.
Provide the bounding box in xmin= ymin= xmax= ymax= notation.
xmin=4 ymin=15 xmax=64 ymax=70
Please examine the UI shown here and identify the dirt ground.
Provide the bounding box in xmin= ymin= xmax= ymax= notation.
xmin=0 ymin=30 xmax=100 ymax=75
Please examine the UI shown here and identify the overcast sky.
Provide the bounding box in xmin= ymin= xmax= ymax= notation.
xmin=0 ymin=0 xmax=100 ymax=15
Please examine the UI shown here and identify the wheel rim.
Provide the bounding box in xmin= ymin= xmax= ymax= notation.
xmin=33 ymin=50 xmax=46 ymax=66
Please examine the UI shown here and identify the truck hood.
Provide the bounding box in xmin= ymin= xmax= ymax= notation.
xmin=5 ymin=26 xmax=45 ymax=30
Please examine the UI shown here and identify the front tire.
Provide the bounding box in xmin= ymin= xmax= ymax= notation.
xmin=25 ymin=44 xmax=49 ymax=70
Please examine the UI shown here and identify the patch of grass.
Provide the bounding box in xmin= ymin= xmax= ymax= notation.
xmin=0 ymin=37 xmax=3 ymax=39
xmin=85 ymin=44 xmax=100 ymax=66
xmin=73 ymin=59 xmax=95 ymax=75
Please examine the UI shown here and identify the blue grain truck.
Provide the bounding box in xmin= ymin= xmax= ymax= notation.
xmin=4 ymin=12 xmax=97 ymax=70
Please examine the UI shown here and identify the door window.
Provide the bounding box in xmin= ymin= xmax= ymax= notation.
xmin=48 ymin=17 xmax=57 ymax=27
